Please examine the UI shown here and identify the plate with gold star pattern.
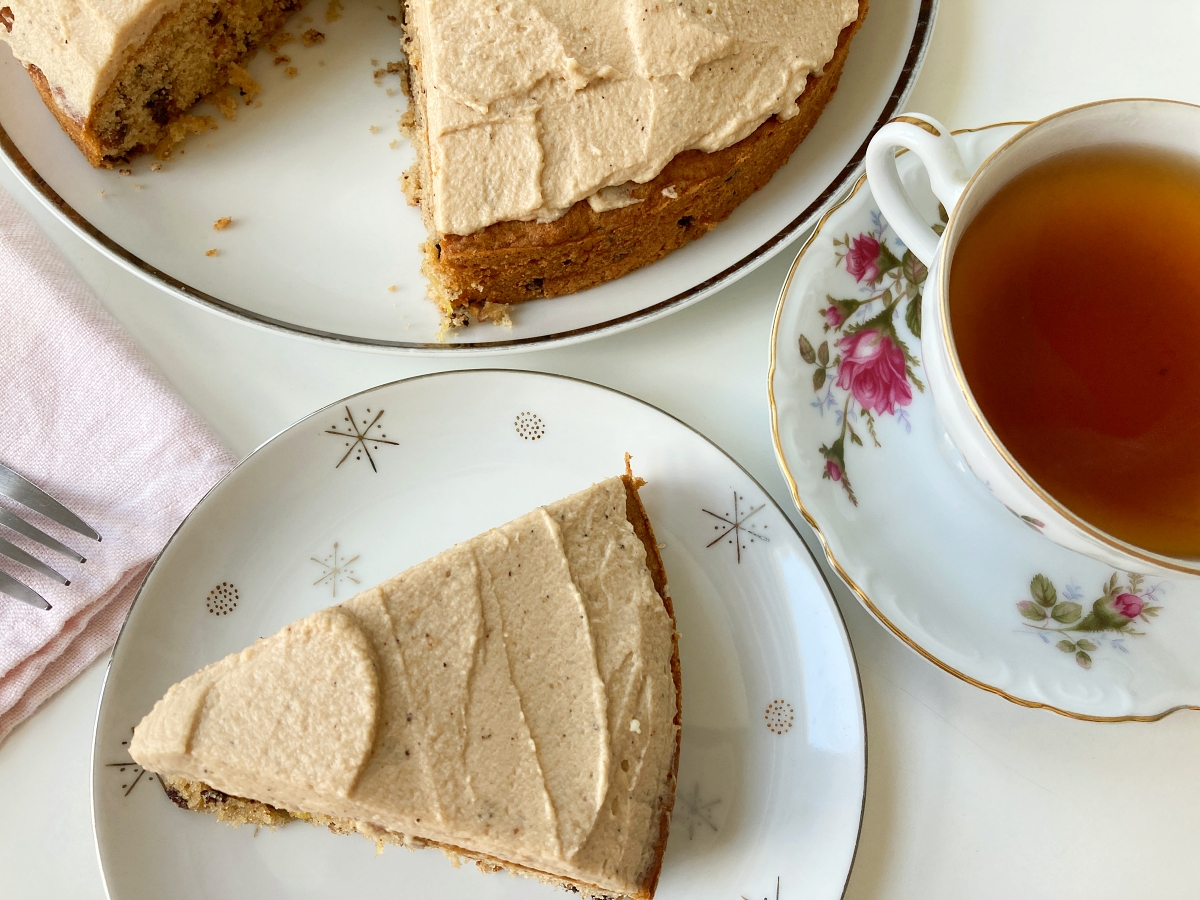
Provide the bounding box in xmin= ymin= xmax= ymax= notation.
xmin=93 ymin=370 xmax=865 ymax=900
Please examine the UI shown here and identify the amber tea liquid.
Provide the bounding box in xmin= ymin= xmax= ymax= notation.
xmin=950 ymin=145 xmax=1200 ymax=559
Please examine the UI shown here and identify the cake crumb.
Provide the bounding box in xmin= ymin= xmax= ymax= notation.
xmin=133 ymin=183 xmax=143 ymax=190
xmin=386 ymin=88 xmax=395 ymax=96
xmin=661 ymin=184 xmax=678 ymax=199
xmin=150 ymin=162 xmax=163 ymax=171
xmin=205 ymin=249 xmax=219 ymax=257
xmin=389 ymin=139 xmax=399 ymax=150
xmin=213 ymin=216 xmax=233 ymax=231
xmin=118 ymin=168 xmax=131 ymax=176
xmin=285 ymin=66 xmax=299 ymax=78
xmin=326 ymin=0 xmax=343 ymax=22
xmin=387 ymin=14 xmax=398 ymax=24
xmin=369 ymin=125 xmax=379 ymax=134
xmin=154 ymin=115 xmax=215 ymax=159
xmin=214 ymin=92 xmax=238 ymax=120
xmin=267 ymin=32 xmax=293 ymax=53
xmin=274 ymin=55 xmax=291 ymax=66
xmin=387 ymin=285 xmax=397 ymax=292
xmin=476 ymin=302 xmax=513 ymax=327
xmin=301 ymin=28 xmax=325 ymax=46
xmin=98 ymin=189 xmax=106 ymax=198
xmin=629 ymin=719 xmax=642 ymax=734
xmin=228 ymin=64 xmax=261 ymax=104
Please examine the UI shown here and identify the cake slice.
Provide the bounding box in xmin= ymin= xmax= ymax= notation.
xmin=130 ymin=471 xmax=681 ymax=900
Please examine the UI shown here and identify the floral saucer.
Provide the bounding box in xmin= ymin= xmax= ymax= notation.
xmin=769 ymin=122 xmax=1200 ymax=721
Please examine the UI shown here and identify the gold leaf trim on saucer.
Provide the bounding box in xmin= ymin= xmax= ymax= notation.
xmin=767 ymin=120 xmax=1200 ymax=724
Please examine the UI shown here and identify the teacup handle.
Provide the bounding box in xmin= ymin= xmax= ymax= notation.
xmin=865 ymin=114 xmax=971 ymax=266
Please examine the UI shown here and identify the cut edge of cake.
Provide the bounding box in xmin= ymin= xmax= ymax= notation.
xmin=402 ymin=0 xmax=868 ymax=323
xmin=17 ymin=0 xmax=301 ymax=167
xmin=147 ymin=460 xmax=681 ymax=900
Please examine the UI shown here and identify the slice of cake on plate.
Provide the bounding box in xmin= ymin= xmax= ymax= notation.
xmin=130 ymin=470 xmax=681 ymax=900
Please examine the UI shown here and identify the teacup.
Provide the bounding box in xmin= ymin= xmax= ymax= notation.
xmin=865 ymin=98 xmax=1200 ymax=576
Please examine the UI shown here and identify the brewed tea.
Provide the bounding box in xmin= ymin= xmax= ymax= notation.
xmin=950 ymin=145 xmax=1200 ymax=560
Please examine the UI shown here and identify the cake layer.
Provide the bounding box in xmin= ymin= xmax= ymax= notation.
xmin=130 ymin=474 xmax=680 ymax=898
xmin=405 ymin=0 xmax=859 ymax=237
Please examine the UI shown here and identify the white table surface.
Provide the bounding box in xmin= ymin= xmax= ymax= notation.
xmin=5 ymin=2 xmax=1200 ymax=897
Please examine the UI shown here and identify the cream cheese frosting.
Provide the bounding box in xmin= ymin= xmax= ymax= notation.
xmin=0 ymin=0 xmax=184 ymax=120
xmin=130 ymin=476 xmax=678 ymax=894
xmin=408 ymin=0 xmax=860 ymax=235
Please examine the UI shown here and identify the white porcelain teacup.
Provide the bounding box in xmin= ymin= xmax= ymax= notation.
xmin=865 ymin=98 xmax=1200 ymax=576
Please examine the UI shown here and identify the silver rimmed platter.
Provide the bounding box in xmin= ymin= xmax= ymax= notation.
xmin=1 ymin=1 xmax=934 ymax=353
xmin=93 ymin=370 xmax=866 ymax=899
xmin=770 ymin=122 xmax=1200 ymax=721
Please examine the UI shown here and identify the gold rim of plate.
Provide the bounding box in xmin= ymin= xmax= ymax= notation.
xmin=766 ymin=119 xmax=1200 ymax=724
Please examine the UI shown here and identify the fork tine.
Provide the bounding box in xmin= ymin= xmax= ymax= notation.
xmin=0 ymin=535 xmax=69 ymax=585
xmin=0 ymin=570 xmax=50 ymax=609
xmin=0 ymin=508 xmax=86 ymax=563
xmin=0 ymin=463 xmax=101 ymax=542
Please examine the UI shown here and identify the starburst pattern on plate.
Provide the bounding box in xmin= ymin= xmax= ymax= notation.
xmin=311 ymin=541 xmax=361 ymax=598
xmin=703 ymin=491 xmax=769 ymax=563
xmin=325 ymin=405 xmax=398 ymax=472
xmin=677 ymin=782 xmax=721 ymax=840
xmin=105 ymin=732 xmax=157 ymax=797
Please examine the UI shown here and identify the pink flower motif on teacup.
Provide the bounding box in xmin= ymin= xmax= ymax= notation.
xmin=844 ymin=233 xmax=882 ymax=284
xmin=800 ymin=220 xmax=929 ymax=507
xmin=1113 ymin=592 xmax=1144 ymax=619
xmin=835 ymin=329 xmax=913 ymax=416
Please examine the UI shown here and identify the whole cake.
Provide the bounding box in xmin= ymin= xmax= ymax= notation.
xmin=129 ymin=472 xmax=681 ymax=900
xmin=0 ymin=0 xmax=864 ymax=316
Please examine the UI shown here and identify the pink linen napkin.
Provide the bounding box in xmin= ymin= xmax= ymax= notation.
xmin=0 ymin=186 xmax=235 ymax=743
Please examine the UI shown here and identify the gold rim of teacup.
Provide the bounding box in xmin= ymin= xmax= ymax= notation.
xmin=768 ymin=120 xmax=1200 ymax=723
xmin=936 ymin=98 xmax=1200 ymax=577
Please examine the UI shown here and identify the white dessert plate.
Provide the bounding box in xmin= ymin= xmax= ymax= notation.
xmin=770 ymin=122 xmax=1200 ymax=721
xmin=0 ymin=0 xmax=934 ymax=353
xmin=92 ymin=370 xmax=866 ymax=900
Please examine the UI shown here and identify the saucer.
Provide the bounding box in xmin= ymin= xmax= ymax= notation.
xmin=769 ymin=122 xmax=1200 ymax=721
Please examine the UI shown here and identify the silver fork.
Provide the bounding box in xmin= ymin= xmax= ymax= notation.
xmin=0 ymin=463 xmax=101 ymax=610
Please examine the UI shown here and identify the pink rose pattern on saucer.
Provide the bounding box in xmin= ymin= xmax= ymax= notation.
xmin=796 ymin=207 xmax=944 ymax=505
xmin=1017 ymin=572 xmax=1165 ymax=669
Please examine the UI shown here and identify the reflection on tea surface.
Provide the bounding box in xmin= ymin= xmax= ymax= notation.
xmin=950 ymin=145 xmax=1200 ymax=559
